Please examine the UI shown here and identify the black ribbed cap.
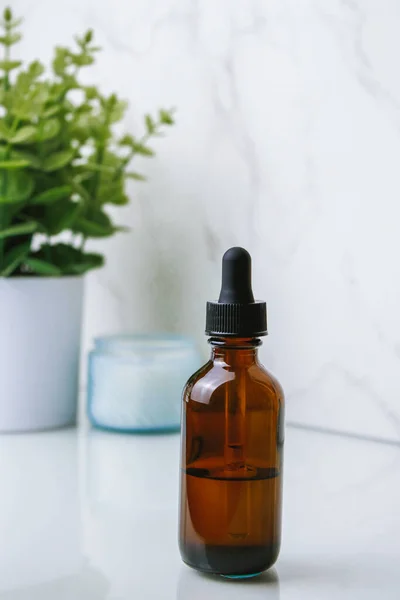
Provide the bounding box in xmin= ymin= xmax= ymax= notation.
xmin=205 ymin=247 xmax=267 ymax=337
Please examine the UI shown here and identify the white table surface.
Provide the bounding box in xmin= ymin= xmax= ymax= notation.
xmin=0 ymin=425 xmax=399 ymax=600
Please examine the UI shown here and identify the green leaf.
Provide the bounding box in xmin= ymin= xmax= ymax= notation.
xmin=84 ymin=30 xmax=93 ymax=44
xmin=32 ymin=242 xmax=72 ymax=273
xmin=31 ymin=243 xmax=104 ymax=275
xmin=145 ymin=114 xmax=155 ymax=134
xmin=0 ymin=221 xmax=37 ymax=239
xmin=0 ymin=121 xmax=11 ymax=141
xmin=132 ymin=142 xmax=154 ymax=156
xmin=119 ymin=134 xmax=134 ymax=147
xmin=42 ymin=105 xmax=61 ymax=118
xmin=38 ymin=118 xmax=60 ymax=141
xmin=102 ymin=193 xmax=129 ymax=206
xmin=126 ymin=171 xmax=146 ymax=181
xmin=97 ymin=178 xmax=129 ymax=205
xmin=3 ymin=7 xmax=13 ymax=22
xmin=0 ymin=60 xmax=21 ymax=72
xmin=1 ymin=243 xmax=30 ymax=277
xmin=109 ymin=99 xmax=127 ymax=123
xmin=52 ymin=49 xmax=69 ymax=76
xmin=69 ymin=252 xmax=104 ymax=274
xmin=70 ymin=53 xmax=94 ymax=67
xmin=24 ymin=258 xmax=62 ymax=276
xmin=10 ymin=125 xmax=37 ymax=143
xmin=70 ymin=178 xmax=91 ymax=202
xmin=110 ymin=194 xmax=129 ymax=206
xmin=0 ymin=33 xmax=22 ymax=46
xmin=44 ymin=200 xmax=81 ymax=235
xmin=85 ymin=162 xmax=115 ymax=175
xmin=30 ymin=185 xmax=71 ymax=205
xmin=11 ymin=150 xmax=41 ymax=169
xmin=0 ymin=170 xmax=34 ymax=203
xmin=74 ymin=217 xmax=113 ymax=237
xmin=74 ymin=208 xmax=114 ymax=235
xmin=159 ymin=109 xmax=174 ymax=125
xmin=0 ymin=159 xmax=30 ymax=169
xmin=42 ymin=149 xmax=75 ymax=172
xmin=10 ymin=71 xmax=49 ymax=119
xmin=84 ymin=86 xmax=97 ymax=100
xmin=27 ymin=60 xmax=44 ymax=79
xmin=97 ymin=175 xmax=123 ymax=203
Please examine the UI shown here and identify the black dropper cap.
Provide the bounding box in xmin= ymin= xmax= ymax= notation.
xmin=205 ymin=247 xmax=267 ymax=337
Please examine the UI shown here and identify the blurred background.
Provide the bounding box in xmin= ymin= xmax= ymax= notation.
xmin=9 ymin=0 xmax=400 ymax=441
xmin=1 ymin=2 xmax=400 ymax=599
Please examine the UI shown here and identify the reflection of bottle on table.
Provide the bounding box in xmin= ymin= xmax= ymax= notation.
xmin=176 ymin=565 xmax=280 ymax=600
xmin=179 ymin=247 xmax=285 ymax=578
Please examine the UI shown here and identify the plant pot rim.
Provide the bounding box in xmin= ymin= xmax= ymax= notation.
xmin=0 ymin=275 xmax=85 ymax=283
xmin=0 ymin=275 xmax=84 ymax=280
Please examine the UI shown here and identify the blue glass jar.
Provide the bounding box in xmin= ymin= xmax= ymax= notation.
xmin=88 ymin=335 xmax=202 ymax=433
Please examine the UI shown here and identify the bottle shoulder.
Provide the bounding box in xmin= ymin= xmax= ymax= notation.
xmin=248 ymin=363 xmax=285 ymax=404
xmin=183 ymin=360 xmax=284 ymax=407
xmin=183 ymin=360 xmax=233 ymax=405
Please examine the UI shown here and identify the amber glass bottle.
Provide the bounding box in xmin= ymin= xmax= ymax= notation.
xmin=179 ymin=247 xmax=284 ymax=578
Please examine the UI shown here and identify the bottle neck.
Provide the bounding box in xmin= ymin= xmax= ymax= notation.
xmin=208 ymin=337 xmax=261 ymax=367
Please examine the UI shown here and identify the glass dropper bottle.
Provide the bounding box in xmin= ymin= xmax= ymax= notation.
xmin=179 ymin=247 xmax=285 ymax=578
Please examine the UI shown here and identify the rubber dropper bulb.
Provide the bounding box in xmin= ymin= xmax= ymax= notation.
xmin=218 ymin=247 xmax=255 ymax=304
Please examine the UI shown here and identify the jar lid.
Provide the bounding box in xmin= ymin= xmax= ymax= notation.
xmin=93 ymin=334 xmax=197 ymax=357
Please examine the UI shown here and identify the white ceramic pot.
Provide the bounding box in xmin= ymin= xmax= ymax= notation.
xmin=0 ymin=277 xmax=84 ymax=432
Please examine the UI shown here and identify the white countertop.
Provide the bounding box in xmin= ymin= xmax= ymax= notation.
xmin=0 ymin=425 xmax=399 ymax=600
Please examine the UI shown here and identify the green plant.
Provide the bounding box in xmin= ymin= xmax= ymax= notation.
xmin=0 ymin=7 xmax=174 ymax=276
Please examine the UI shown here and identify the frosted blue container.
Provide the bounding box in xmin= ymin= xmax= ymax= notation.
xmin=88 ymin=335 xmax=202 ymax=433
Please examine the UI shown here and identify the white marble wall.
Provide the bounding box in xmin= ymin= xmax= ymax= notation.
xmin=14 ymin=0 xmax=400 ymax=442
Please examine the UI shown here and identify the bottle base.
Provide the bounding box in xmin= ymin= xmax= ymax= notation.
xmin=221 ymin=572 xmax=263 ymax=580
xmin=181 ymin=543 xmax=279 ymax=577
